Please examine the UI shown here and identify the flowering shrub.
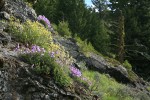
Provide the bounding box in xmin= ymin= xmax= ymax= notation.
xmin=37 ymin=15 xmax=51 ymax=28
xmin=9 ymin=20 xmax=52 ymax=49
xmin=15 ymin=44 xmax=72 ymax=86
xmin=15 ymin=44 xmax=46 ymax=54
xmin=70 ymin=65 xmax=82 ymax=77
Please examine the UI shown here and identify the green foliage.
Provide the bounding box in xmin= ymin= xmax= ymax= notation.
xmin=92 ymin=20 xmax=111 ymax=54
xmin=21 ymin=52 xmax=72 ymax=87
xmin=82 ymin=71 xmax=133 ymax=100
xmin=21 ymin=53 xmax=52 ymax=74
xmin=51 ymin=23 xmax=57 ymax=31
xmin=109 ymin=0 xmax=150 ymax=79
xmin=9 ymin=20 xmax=52 ymax=49
xmin=74 ymin=35 xmax=98 ymax=57
xmin=33 ymin=0 xmax=112 ymax=57
xmin=33 ymin=0 xmax=58 ymax=22
xmin=51 ymin=23 xmax=58 ymax=34
xmin=123 ymin=60 xmax=132 ymax=70
xmin=127 ymin=70 xmax=139 ymax=82
xmin=57 ymin=21 xmax=72 ymax=37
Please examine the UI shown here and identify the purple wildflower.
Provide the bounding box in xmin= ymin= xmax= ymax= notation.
xmin=31 ymin=45 xmax=37 ymax=53
xmin=36 ymin=46 xmax=41 ymax=52
xmin=70 ymin=65 xmax=82 ymax=77
xmin=50 ymin=52 xmax=55 ymax=58
xmin=37 ymin=15 xmax=51 ymax=28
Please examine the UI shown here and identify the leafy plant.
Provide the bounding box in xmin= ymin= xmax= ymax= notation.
xmin=81 ymin=70 xmax=135 ymax=100
xmin=9 ymin=20 xmax=52 ymax=49
xmin=21 ymin=52 xmax=72 ymax=87
xmin=14 ymin=44 xmax=73 ymax=87
xmin=57 ymin=21 xmax=72 ymax=37
xmin=74 ymin=35 xmax=98 ymax=57
xmin=123 ymin=60 xmax=132 ymax=70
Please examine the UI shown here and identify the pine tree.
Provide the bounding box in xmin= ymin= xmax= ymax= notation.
xmin=117 ymin=11 xmax=125 ymax=63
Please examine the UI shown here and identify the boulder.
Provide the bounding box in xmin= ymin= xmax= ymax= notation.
xmin=0 ymin=0 xmax=37 ymax=21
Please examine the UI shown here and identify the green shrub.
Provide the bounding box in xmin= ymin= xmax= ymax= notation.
xmin=9 ymin=20 xmax=52 ymax=49
xmin=20 ymin=52 xmax=72 ymax=87
xmin=51 ymin=23 xmax=58 ymax=35
xmin=74 ymin=35 xmax=98 ymax=57
xmin=123 ymin=60 xmax=132 ymax=70
xmin=51 ymin=23 xmax=57 ymax=31
xmin=57 ymin=21 xmax=72 ymax=37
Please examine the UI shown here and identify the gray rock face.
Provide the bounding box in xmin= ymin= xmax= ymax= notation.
xmin=55 ymin=36 xmax=130 ymax=83
xmin=55 ymin=35 xmax=150 ymax=95
xmin=0 ymin=0 xmax=37 ymax=21
xmin=0 ymin=55 xmax=81 ymax=100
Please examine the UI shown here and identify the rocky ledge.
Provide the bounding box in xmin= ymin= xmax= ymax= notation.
xmin=54 ymin=35 xmax=150 ymax=95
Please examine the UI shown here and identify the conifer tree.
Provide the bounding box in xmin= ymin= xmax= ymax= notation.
xmin=117 ymin=11 xmax=125 ymax=63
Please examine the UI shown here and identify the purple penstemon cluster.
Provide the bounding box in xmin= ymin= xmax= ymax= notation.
xmin=31 ymin=45 xmax=46 ymax=53
xmin=14 ymin=44 xmax=46 ymax=54
xmin=14 ymin=44 xmax=58 ymax=59
xmin=70 ymin=65 xmax=92 ymax=86
xmin=37 ymin=15 xmax=51 ymax=28
xmin=49 ymin=51 xmax=55 ymax=58
xmin=70 ymin=65 xmax=82 ymax=77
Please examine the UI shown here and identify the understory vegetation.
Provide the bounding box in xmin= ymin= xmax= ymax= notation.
xmin=7 ymin=12 xmax=150 ymax=99
xmin=28 ymin=0 xmax=150 ymax=81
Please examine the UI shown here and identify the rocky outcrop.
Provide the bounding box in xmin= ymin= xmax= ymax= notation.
xmin=0 ymin=26 xmax=84 ymax=99
xmin=0 ymin=54 xmax=81 ymax=100
xmin=55 ymin=35 xmax=150 ymax=96
xmin=0 ymin=0 xmax=37 ymax=21
xmin=54 ymin=36 xmax=130 ymax=82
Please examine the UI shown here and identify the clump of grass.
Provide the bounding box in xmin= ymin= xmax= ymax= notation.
xmin=81 ymin=70 xmax=136 ymax=100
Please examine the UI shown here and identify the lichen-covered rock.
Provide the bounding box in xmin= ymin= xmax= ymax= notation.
xmin=0 ymin=0 xmax=37 ymax=21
